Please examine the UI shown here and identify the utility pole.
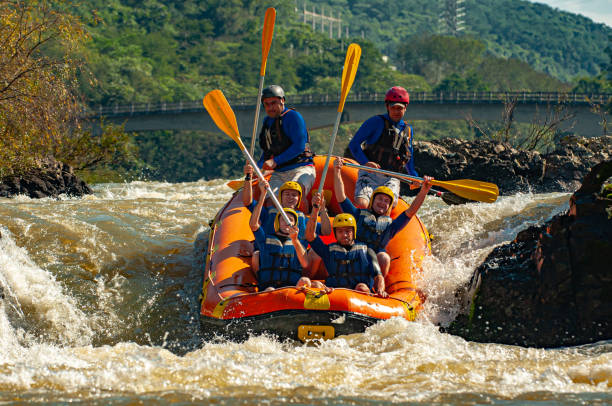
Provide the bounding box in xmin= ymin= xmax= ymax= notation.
xmin=439 ymin=0 xmax=466 ymax=36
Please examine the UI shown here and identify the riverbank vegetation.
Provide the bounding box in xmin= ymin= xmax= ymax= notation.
xmin=0 ymin=0 xmax=136 ymax=180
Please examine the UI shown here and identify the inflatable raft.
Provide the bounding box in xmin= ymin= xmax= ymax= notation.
xmin=199 ymin=155 xmax=432 ymax=341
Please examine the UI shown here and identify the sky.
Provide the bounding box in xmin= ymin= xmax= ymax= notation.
xmin=528 ymin=0 xmax=612 ymax=28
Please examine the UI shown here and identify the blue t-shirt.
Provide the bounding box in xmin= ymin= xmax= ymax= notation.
xmin=339 ymin=198 xmax=412 ymax=252
xmin=257 ymin=108 xmax=312 ymax=172
xmin=348 ymin=113 xmax=418 ymax=176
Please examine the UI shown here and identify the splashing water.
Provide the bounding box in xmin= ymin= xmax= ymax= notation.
xmin=0 ymin=181 xmax=609 ymax=404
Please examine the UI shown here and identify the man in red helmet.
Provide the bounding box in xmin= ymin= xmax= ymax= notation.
xmin=346 ymin=86 xmax=418 ymax=208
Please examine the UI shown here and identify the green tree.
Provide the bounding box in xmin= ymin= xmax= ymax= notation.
xmin=397 ymin=35 xmax=486 ymax=84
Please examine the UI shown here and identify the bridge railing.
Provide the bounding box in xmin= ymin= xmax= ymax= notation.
xmin=87 ymin=92 xmax=612 ymax=117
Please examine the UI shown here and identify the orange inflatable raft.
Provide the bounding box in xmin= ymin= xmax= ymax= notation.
xmin=199 ymin=155 xmax=432 ymax=341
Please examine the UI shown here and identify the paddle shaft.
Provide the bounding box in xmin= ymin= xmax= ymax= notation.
xmin=240 ymin=142 xmax=293 ymax=227
xmin=344 ymin=162 xmax=422 ymax=182
xmin=343 ymin=162 xmax=498 ymax=203
xmin=316 ymin=112 xmax=342 ymax=197
xmin=249 ymin=75 xmax=265 ymax=156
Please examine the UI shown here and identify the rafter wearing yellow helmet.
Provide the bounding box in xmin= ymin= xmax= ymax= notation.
xmin=278 ymin=181 xmax=302 ymax=209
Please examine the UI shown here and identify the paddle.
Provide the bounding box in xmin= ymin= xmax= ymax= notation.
xmin=249 ymin=7 xmax=276 ymax=156
xmin=316 ymin=43 xmax=362 ymax=198
xmin=203 ymin=89 xmax=293 ymax=226
xmin=343 ymin=162 xmax=499 ymax=203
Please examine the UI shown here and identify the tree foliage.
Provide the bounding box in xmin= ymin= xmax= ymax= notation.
xmin=0 ymin=0 xmax=90 ymax=177
xmin=0 ymin=0 xmax=137 ymax=179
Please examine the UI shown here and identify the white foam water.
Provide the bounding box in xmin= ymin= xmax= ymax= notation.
xmin=0 ymin=181 xmax=608 ymax=404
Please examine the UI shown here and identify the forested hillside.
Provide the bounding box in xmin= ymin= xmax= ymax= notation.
xmin=74 ymin=0 xmax=611 ymax=106
xmin=67 ymin=0 xmax=610 ymax=182
xmin=306 ymin=0 xmax=611 ymax=82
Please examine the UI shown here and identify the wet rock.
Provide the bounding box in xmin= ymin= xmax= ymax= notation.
xmin=0 ymin=157 xmax=92 ymax=199
xmin=447 ymin=160 xmax=612 ymax=347
xmin=414 ymin=136 xmax=612 ymax=195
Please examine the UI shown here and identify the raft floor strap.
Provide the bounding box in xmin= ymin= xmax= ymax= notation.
xmin=217 ymin=283 xmax=258 ymax=289
xmin=385 ymin=280 xmax=414 ymax=290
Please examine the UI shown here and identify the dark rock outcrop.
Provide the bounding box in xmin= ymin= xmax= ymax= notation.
xmin=447 ymin=160 xmax=612 ymax=347
xmin=414 ymin=136 xmax=612 ymax=195
xmin=0 ymin=157 xmax=92 ymax=199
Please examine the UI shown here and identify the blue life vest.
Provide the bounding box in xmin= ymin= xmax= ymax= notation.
xmin=325 ymin=242 xmax=374 ymax=290
xmin=356 ymin=209 xmax=393 ymax=251
xmin=363 ymin=115 xmax=412 ymax=172
xmin=259 ymin=109 xmax=313 ymax=170
xmin=258 ymin=236 xmax=303 ymax=290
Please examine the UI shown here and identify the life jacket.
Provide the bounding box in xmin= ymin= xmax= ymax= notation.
xmin=325 ymin=242 xmax=374 ymax=290
xmin=362 ymin=115 xmax=412 ymax=172
xmin=356 ymin=209 xmax=393 ymax=251
xmin=258 ymin=235 xmax=303 ymax=290
xmin=259 ymin=108 xmax=313 ymax=169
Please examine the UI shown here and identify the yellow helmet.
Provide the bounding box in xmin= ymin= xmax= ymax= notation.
xmin=274 ymin=208 xmax=299 ymax=233
xmin=368 ymin=185 xmax=395 ymax=215
xmin=332 ymin=213 xmax=357 ymax=236
xmin=278 ymin=181 xmax=302 ymax=208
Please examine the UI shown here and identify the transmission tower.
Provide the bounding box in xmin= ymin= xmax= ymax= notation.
xmin=439 ymin=0 xmax=466 ymax=36
xmin=296 ymin=1 xmax=345 ymax=39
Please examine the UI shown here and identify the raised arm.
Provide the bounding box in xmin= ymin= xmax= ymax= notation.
xmin=249 ymin=180 xmax=268 ymax=231
xmin=289 ymin=226 xmax=308 ymax=269
xmin=305 ymin=201 xmax=321 ymax=242
xmin=404 ymin=176 xmax=433 ymax=218
xmin=242 ymin=163 xmax=254 ymax=207
xmin=311 ymin=191 xmax=332 ymax=236
xmin=333 ymin=157 xmax=347 ymax=204
xmin=319 ymin=204 xmax=332 ymax=236
xmin=367 ymin=247 xmax=387 ymax=298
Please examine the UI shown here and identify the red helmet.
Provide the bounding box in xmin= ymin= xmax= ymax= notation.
xmin=385 ymin=86 xmax=410 ymax=104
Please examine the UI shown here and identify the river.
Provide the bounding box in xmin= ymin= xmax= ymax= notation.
xmin=0 ymin=180 xmax=610 ymax=404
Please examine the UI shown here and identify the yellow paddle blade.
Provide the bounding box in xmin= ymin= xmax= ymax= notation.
xmin=203 ymin=90 xmax=245 ymax=150
xmin=431 ymin=179 xmax=499 ymax=203
xmin=260 ymin=8 xmax=276 ymax=76
xmin=226 ymin=179 xmax=244 ymax=191
xmin=227 ymin=173 xmax=270 ymax=191
xmin=338 ymin=43 xmax=361 ymax=112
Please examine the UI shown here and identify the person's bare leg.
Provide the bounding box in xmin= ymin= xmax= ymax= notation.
xmin=305 ymin=250 xmax=322 ymax=277
xmin=377 ymin=252 xmax=390 ymax=278
xmin=252 ymin=251 xmax=260 ymax=272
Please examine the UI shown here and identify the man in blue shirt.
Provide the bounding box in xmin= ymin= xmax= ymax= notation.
xmin=346 ymin=86 xmax=418 ymax=209
xmin=256 ymin=85 xmax=315 ymax=210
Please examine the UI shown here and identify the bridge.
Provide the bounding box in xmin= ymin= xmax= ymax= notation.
xmin=87 ymin=92 xmax=612 ymax=137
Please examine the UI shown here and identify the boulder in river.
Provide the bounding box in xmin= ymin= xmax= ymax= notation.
xmin=413 ymin=136 xmax=612 ymax=195
xmin=447 ymin=160 xmax=612 ymax=347
xmin=0 ymin=157 xmax=92 ymax=199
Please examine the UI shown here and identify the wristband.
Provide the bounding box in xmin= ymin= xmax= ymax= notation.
xmin=312 ymin=204 xmax=320 ymax=209
xmin=245 ymin=173 xmax=252 ymax=181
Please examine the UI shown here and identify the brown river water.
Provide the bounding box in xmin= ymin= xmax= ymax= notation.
xmin=0 ymin=180 xmax=609 ymax=404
